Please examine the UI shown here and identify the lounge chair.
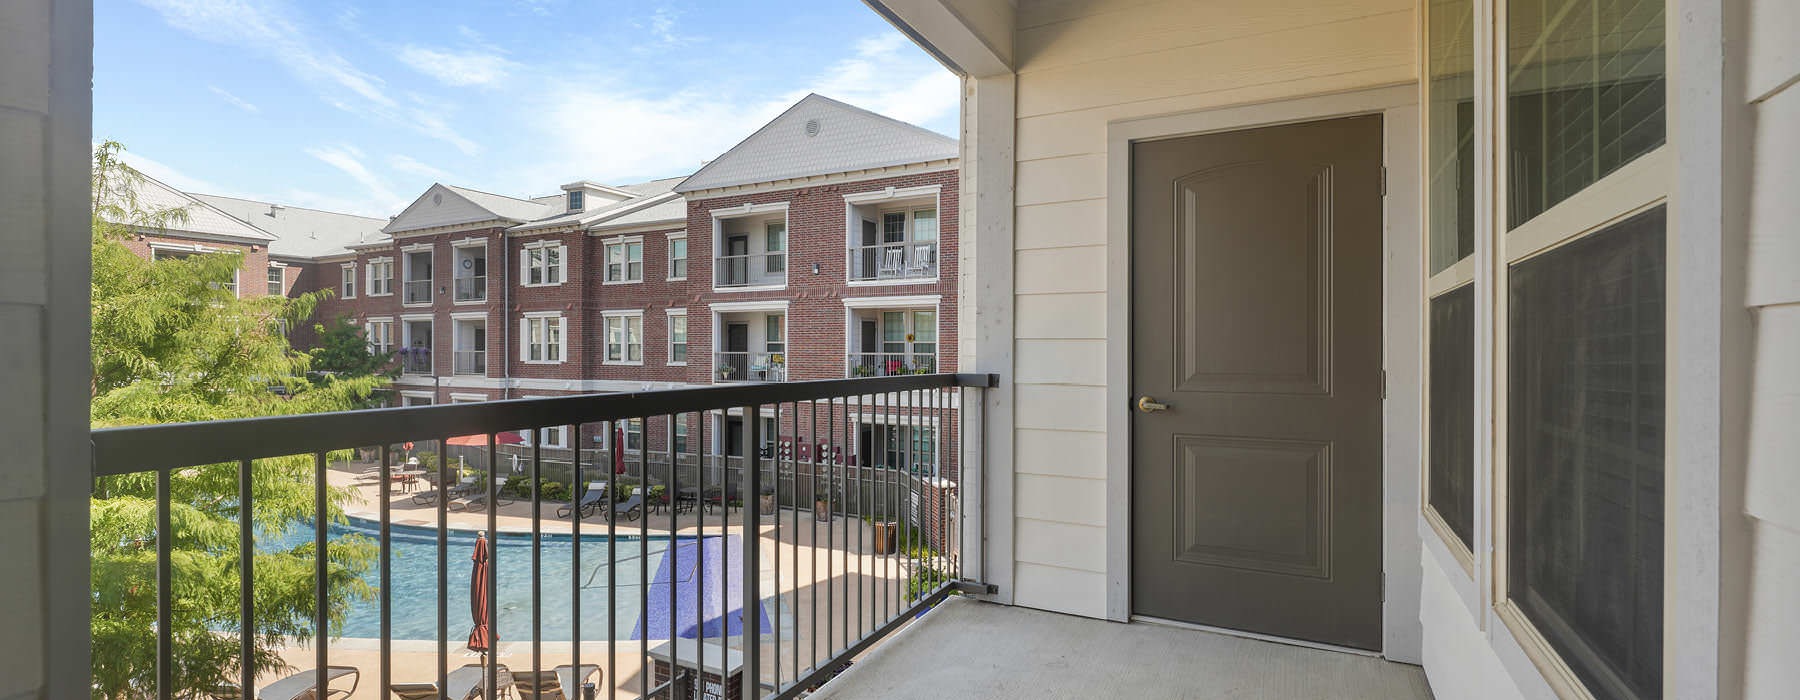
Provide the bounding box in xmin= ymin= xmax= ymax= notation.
xmin=556 ymin=482 xmax=608 ymax=519
xmin=607 ymin=487 xmax=645 ymax=522
xmin=390 ymin=663 xmax=513 ymax=700
xmin=449 ymin=477 xmax=513 ymax=512
xmin=210 ymin=666 xmax=359 ymax=700
xmin=512 ymin=664 xmax=601 ymax=700
xmin=413 ymin=475 xmax=478 ymax=506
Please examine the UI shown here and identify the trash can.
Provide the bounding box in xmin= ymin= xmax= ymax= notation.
xmin=874 ymin=521 xmax=898 ymax=554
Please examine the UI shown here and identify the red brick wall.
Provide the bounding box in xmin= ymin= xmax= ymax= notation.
xmin=118 ymin=232 xmax=271 ymax=298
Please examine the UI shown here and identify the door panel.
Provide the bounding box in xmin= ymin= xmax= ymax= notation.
xmin=1131 ymin=115 xmax=1383 ymax=650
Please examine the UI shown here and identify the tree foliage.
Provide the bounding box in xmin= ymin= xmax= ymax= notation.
xmin=89 ymin=142 xmax=388 ymax=699
xmin=308 ymin=315 xmax=396 ymax=381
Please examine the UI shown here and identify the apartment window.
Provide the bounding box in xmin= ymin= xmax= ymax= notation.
xmin=673 ymin=420 xmax=689 ymax=455
xmin=522 ymin=315 xmax=564 ymax=363
xmin=604 ymin=313 xmax=643 ymax=364
xmin=523 ymin=243 xmax=565 ymax=286
xmin=668 ymin=236 xmax=688 ymax=280
xmin=266 ymin=266 xmax=284 ymax=295
xmin=402 ymin=249 xmax=433 ymax=304
xmin=605 ymin=239 xmax=643 ymax=283
xmin=1424 ymin=0 xmax=1476 ymax=556
xmin=341 ymin=264 xmax=357 ymax=298
xmin=622 ymin=418 xmax=643 ymax=452
xmin=529 ymin=425 xmax=567 ymax=449
xmin=1507 ymin=0 xmax=1666 ymax=227
xmin=765 ymin=314 xmax=784 ymax=355
xmin=764 ymin=222 xmax=786 ymax=273
xmin=401 ymin=319 xmax=433 ymax=375
xmin=851 ymin=202 xmax=939 ymax=281
xmin=1428 ymin=285 xmax=1475 ymax=549
xmin=667 ymin=312 xmax=687 ymax=364
xmin=567 ymin=190 xmax=584 ymax=212
xmin=366 ymin=319 xmax=394 ymax=355
xmin=367 ymin=258 xmax=393 ymax=296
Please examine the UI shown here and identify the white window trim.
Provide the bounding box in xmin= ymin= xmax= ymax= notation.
xmin=450 ymin=239 xmax=488 ymax=306
xmin=366 ymin=256 xmax=395 ymax=297
xmin=666 ymin=309 xmax=688 ymax=366
xmin=519 ymin=240 xmax=567 ymax=287
xmin=399 ymin=390 xmax=434 ymax=406
xmin=844 ymin=187 xmax=943 ymax=287
xmin=602 ymin=235 xmax=646 ymax=285
xmin=340 ymin=262 xmax=358 ymax=299
xmin=519 ymin=312 xmax=566 ymax=364
xmin=666 ymin=233 xmax=689 ymax=281
xmin=601 ymin=310 xmax=644 ymax=366
xmin=401 ymin=247 xmax=433 ymax=307
xmin=449 ymin=393 xmax=487 ymax=403
xmin=711 ymin=204 xmax=790 ymax=293
xmin=364 ymin=317 xmax=395 ymax=355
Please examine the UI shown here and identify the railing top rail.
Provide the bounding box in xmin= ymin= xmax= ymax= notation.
xmin=92 ymin=373 xmax=996 ymax=476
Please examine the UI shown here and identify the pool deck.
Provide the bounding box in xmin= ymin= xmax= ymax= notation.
xmin=263 ymin=462 xmax=919 ymax=699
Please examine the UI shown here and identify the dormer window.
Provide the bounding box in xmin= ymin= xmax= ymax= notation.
xmin=567 ymin=190 xmax=584 ymax=212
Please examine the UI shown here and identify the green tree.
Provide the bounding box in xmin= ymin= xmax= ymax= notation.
xmin=88 ymin=142 xmax=386 ymax=699
xmin=309 ymin=315 xmax=396 ymax=382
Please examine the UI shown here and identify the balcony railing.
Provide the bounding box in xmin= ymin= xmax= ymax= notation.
xmin=403 ymin=279 xmax=432 ymax=304
xmin=90 ymin=373 xmax=995 ymax=700
xmin=453 ymin=275 xmax=486 ymax=302
xmin=399 ymin=348 xmax=432 ymax=374
xmin=453 ymin=349 xmax=486 ymax=375
xmin=716 ymin=352 xmax=787 ymax=383
xmin=848 ymin=241 xmax=938 ymax=282
xmin=715 ymin=253 xmax=787 ymax=288
xmin=847 ymin=352 xmax=937 ymax=378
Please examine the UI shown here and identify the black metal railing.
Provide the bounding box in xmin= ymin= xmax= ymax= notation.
xmin=453 ymin=349 xmax=486 ymax=375
xmin=453 ymin=275 xmax=486 ymax=302
xmin=714 ymin=352 xmax=786 ymax=383
xmin=846 ymin=352 xmax=937 ymax=378
xmin=93 ymin=373 xmax=994 ymax=699
xmin=403 ymin=279 xmax=432 ymax=305
xmin=714 ymin=253 xmax=787 ymax=288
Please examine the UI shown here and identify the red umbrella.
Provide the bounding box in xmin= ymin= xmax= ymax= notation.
xmin=614 ymin=426 xmax=627 ymax=475
xmin=467 ymin=533 xmax=494 ymax=654
xmin=446 ymin=431 xmax=525 ymax=447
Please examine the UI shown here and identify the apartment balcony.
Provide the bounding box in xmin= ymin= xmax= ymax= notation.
xmin=846 ymin=352 xmax=936 ymax=378
xmin=453 ymin=276 xmax=486 ymax=303
xmin=402 ymin=279 xmax=432 ymax=305
xmin=715 ymin=252 xmax=787 ymax=289
xmin=848 ymin=241 xmax=938 ymax=282
xmin=715 ymin=351 xmax=786 ymax=383
xmin=398 ymin=348 xmax=432 ymax=375
xmin=89 ymin=375 xmax=993 ymax=700
xmin=452 ymin=349 xmax=486 ymax=375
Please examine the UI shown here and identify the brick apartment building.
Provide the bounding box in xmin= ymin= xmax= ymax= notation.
xmin=127 ymin=94 xmax=963 ymax=483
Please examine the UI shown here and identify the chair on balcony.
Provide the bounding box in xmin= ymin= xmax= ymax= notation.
xmin=879 ymin=247 xmax=906 ymax=278
xmin=556 ymin=481 xmax=608 ymax=518
xmin=391 ymin=664 xmax=513 ymax=700
xmin=210 ymin=666 xmax=359 ymax=700
xmin=511 ymin=664 xmax=601 ymax=700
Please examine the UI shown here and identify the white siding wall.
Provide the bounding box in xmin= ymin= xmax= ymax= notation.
xmin=1008 ymin=0 xmax=1415 ymax=617
xmin=1741 ymin=0 xmax=1800 ymax=695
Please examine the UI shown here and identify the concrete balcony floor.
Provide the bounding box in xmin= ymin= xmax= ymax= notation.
xmin=815 ymin=597 xmax=1433 ymax=700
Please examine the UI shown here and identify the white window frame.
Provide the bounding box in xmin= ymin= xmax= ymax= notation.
xmin=667 ymin=233 xmax=688 ymax=281
xmin=451 ymin=238 xmax=488 ymax=305
xmin=602 ymin=311 xmax=644 ymax=365
xmin=603 ymin=236 xmax=645 ymax=284
xmin=366 ymin=257 xmax=394 ymax=296
xmin=843 ymin=185 xmax=944 ymax=286
xmin=666 ymin=309 xmax=688 ymax=366
xmin=710 ymin=202 xmax=790 ymax=293
xmin=520 ymin=241 xmax=566 ymax=287
xmin=401 ymin=246 xmax=433 ymax=307
xmin=266 ymin=264 xmax=285 ymax=296
xmin=365 ymin=317 xmax=395 ymax=355
xmin=520 ymin=312 xmax=566 ymax=364
xmin=341 ymin=263 xmax=358 ymax=299
xmin=526 ymin=424 xmax=568 ymax=449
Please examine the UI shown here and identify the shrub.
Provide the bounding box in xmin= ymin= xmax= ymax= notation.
xmin=540 ymin=480 xmax=571 ymax=502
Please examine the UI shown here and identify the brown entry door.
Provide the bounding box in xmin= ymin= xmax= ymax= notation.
xmin=1130 ymin=115 xmax=1384 ymax=650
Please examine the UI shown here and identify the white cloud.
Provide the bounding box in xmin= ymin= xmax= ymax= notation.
xmin=396 ymin=45 xmax=520 ymax=88
xmin=136 ymin=0 xmax=479 ymax=154
xmin=207 ymin=85 xmax=259 ymax=113
xmin=305 ymin=145 xmax=407 ymax=213
xmin=111 ymin=147 xmax=236 ymax=196
xmin=388 ymin=154 xmax=453 ymax=181
xmin=796 ymin=33 xmax=959 ymax=131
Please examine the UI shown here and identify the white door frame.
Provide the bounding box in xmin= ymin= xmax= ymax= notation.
xmin=1102 ymin=83 xmax=1423 ymax=662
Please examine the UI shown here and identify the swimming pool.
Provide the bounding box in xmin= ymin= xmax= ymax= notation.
xmin=273 ymin=518 xmax=769 ymax=642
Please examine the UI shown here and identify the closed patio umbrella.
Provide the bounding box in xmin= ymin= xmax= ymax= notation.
xmin=467 ymin=533 xmax=494 ymax=655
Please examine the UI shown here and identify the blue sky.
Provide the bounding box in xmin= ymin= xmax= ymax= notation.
xmin=96 ymin=0 xmax=959 ymax=217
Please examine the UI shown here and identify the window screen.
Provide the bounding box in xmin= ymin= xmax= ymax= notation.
xmin=1508 ymin=205 xmax=1664 ymax=700
xmin=1428 ymin=283 xmax=1475 ymax=550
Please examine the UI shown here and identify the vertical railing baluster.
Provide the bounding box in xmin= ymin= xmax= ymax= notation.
xmin=313 ymin=452 xmax=328 ymax=695
xmin=851 ymin=394 xmax=863 ymax=644
xmin=156 ymin=468 xmax=172 ymax=700
xmin=638 ymin=417 xmax=650 ymax=699
xmin=486 ymin=434 xmax=500 ymax=696
xmin=789 ymin=401 xmax=800 ymax=687
xmin=571 ymin=424 xmax=584 ymax=700
xmin=606 ymin=421 xmax=617 ymax=700
xmin=436 ymin=436 xmax=448 ymax=699
xmin=238 ymin=458 xmax=255 ymax=699
xmin=666 ymin=415 xmax=679 ymax=700
xmin=742 ymin=404 xmax=762 ymax=699
xmin=827 ymin=398 xmax=838 ymax=661
xmin=771 ymin=406 xmax=782 ymax=694
xmin=809 ymin=400 xmax=819 ymax=675
xmin=379 ymin=445 xmax=392 ymax=700
xmin=531 ymin=429 xmax=542 ymax=692
xmin=695 ymin=412 xmax=707 ymax=700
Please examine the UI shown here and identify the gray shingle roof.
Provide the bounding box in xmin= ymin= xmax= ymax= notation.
xmin=512 ymin=176 xmax=689 ymax=233
xmin=440 ymin=184 xmax=557 ymax=222
xmin=103 ymin=172 xmax=277 ymax=242
xmin=674 ymin=94 xmax=958 ymax=193
xmin=193 ymin=194 xmax=387 ymax=259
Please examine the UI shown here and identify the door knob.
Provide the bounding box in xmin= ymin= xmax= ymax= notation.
xmin=1137 ymin=396 xmax=1170 ymax=413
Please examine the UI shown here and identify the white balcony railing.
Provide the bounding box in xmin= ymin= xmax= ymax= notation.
xmin=453 ymin=275 xmax=485 ymax=302
xmin=849 ymin=241 xmax=938 ymax=282
xmin=453 ymin=349 xmax=485 ymax=375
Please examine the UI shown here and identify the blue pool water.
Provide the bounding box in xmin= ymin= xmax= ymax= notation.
xmin=274 ymin=518 xmax=769 ymax=642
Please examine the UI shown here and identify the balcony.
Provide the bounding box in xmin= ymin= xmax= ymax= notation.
xmin=453 ymin=276 xmax=485 ymax=303
xmin=402 ymin=279 xmax=432 ymax=305
xmin=715 ymin=351 xmax=786 ymax=383
xmin=715 ymin=252 xmax=787 ymax=289
xmin=453 ymin=349 xmax=485 ymax=375
xmin=89 ymin=374 xmax=994 ymax=700
xmin=847 ymin=352 xmax=936 ymax=378
xmin=398 ymin=347 xmax=432 ymax=375
xmin=848 ymin=241 xmax=938 ymax=282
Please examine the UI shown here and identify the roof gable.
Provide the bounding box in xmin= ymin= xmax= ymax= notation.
xmin=385 ymin=183 xmax=552 ymax=234
xmin=103 ymin=172 xmax=277 ymax=242
xmin=675 ymin=94 xmax=958 ymax=193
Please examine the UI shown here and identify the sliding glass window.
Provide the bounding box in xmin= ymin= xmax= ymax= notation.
xmin=1424 ymin=0 xmax=1477 ymax=557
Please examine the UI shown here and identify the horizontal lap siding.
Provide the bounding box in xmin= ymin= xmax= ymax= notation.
xmin=1008 ymin=0 xmax=1415 ymax=617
